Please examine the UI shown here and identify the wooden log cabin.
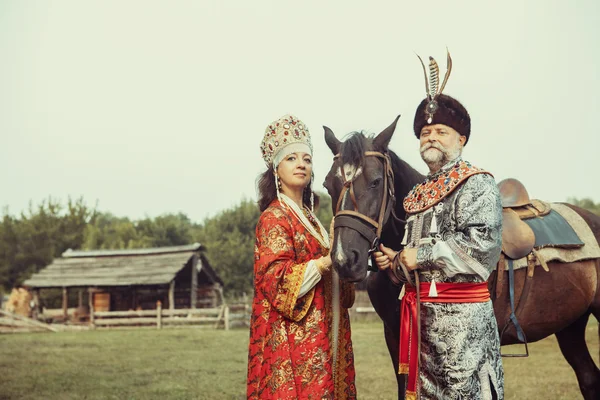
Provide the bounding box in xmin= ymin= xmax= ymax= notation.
xmin=22 ymin=243 xmax=223 ymax=322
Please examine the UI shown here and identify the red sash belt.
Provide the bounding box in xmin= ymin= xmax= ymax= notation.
xmin=399 ymin=282 xmax=490 ymax=400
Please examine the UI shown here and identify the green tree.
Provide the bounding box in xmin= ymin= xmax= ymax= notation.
xmin=0 ymin=213 xmax=20 ymax=291
xmin=315 ymin=191 xmax=333 ymax=230
xmin=134 ymin=213 xmax=194 ymax=248
xmin=568 ymin=198 xmax=600 ymax=216
xmin=82 ymin=212 xmax=196 ymax=250
xmin=194 ymin=198 xmax=260 ymax=296
xmin=82 ymin=213 xmax=138 ymax=250
xmin=0 ymin=197 xmax=95 ymax=291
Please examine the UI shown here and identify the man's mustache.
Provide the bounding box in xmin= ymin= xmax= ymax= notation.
xmin=420 ymin=142 xmax=445 ymax=153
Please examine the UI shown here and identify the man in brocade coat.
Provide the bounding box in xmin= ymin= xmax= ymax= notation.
xmin=375 ymin=53 xmax=504 ymax=400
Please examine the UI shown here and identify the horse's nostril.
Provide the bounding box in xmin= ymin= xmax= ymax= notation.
xmin=350 ymin=249 xmax=360 ymax=265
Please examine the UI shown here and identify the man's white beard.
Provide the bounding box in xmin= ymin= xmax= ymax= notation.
xmin=420 ymin=141 xmax=462 ymax=172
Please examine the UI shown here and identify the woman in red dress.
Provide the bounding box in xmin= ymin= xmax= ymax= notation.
xmin=247 ymin=114 xmax=356 ymax=399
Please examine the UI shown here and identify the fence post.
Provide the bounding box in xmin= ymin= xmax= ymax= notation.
xmin=224 ymin=306 xmax=230 ymax=331
xmin=88 ymin=290 xmax=95 ymax=329
xmin=62 ymin=287 xmax=68 ymax=321
xmin=157 ymin=301 xmax=162 ymax=330
xmin=213 ymin=305 xmax=224 ymax=329
xmin=168 ymin=281 xmax=175 ymax=316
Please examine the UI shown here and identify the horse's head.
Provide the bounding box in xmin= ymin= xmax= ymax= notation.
xmin=323 ymin=116 xmax=400 ymax=282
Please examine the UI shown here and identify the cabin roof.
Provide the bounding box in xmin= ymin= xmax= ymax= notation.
xmin=22 ymin=243 xmax=223 ymax=288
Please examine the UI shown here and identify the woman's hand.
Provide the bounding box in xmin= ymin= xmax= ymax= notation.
xmin=329 ymin=218 xmax=335 ymax=244
xmin=316 ymin=218 xmax=335 ymax=275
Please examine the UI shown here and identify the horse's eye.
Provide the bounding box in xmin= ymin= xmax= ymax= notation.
xmin=370 ymin=178 xmax=382 ymax=188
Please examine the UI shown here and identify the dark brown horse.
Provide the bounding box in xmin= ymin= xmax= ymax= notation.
xmin=322 ymin=117 xmax=600 ymax=400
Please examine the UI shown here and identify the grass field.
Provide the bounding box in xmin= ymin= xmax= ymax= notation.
xmin=0 ymin=320 xmax=597 ymax=399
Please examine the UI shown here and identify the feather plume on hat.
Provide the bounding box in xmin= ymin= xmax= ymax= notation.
xmin=413 ymin=50 xmax=471 ymax=144
xmin=416 ymin=50 xmax=452 ymax=124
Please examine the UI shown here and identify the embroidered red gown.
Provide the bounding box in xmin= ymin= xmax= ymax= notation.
xmin=247 ymin=200 xmax=356 ymax=399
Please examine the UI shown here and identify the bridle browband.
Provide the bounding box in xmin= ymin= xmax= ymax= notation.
xmin=333 ymin=151 xmax=404 ymax=270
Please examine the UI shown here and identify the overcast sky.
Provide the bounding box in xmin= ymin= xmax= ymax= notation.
xmin=1 ymin=1 xmax=598 ymax=222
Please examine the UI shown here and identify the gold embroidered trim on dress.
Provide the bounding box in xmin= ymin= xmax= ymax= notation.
xmin=399 ymin=363 xmax=409 ymax=374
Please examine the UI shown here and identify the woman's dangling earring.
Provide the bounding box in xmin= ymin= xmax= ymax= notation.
xmin=275 ymin=172 xmax=282 ymax=204
xmin=310 ymin=174 xmax=315 ymax=213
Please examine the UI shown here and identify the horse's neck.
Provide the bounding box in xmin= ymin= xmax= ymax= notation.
xmin=391 ymin=152 xmax=425 ymax=217
xmin=382 ymin=152 xmax=424 ymax=248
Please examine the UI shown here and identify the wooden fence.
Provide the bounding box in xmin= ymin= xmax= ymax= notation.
xmin=89 ymin=302 xmax=250 ymax=330
xmin=0 ymin=309 xmax=58 ymax=333
xmin=348 ymin=291 xmax=380 ymax=322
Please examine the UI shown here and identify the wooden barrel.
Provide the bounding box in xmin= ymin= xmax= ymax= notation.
xmin=93 ymin=293 xmax=110 ymax=312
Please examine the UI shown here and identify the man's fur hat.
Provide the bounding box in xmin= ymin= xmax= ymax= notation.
xmin=413 ymin=51 xmax=471 ymax=144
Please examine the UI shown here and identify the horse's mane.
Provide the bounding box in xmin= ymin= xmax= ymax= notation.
xmin=338 ymin=131 xmax=425 ymax=190
xmin=388 ymin=151 xmax=425 ymax=192
xmin=381 ymin=151 xmax=424 ymax=249
xmin=339 ymin=131 xmax=373 ymax=166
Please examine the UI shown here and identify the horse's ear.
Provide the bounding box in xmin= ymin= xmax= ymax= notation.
xmin=323 ymin=126 xmax=341 ymax=155
xmin=373 ymin=114 xmax=401 ymax=151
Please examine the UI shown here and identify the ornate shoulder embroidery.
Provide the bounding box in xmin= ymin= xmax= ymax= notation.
xmin=403 ymin=160 xmax=492 ymax=214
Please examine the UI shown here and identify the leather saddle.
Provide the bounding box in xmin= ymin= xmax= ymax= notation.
xmin=498 ymin=178 xmax=551 ymax=260
xmin=496 ymin=178 xmax=554 ymax=352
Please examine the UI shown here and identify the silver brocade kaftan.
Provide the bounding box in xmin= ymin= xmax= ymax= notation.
xmin=403 ymin=157 xmax=504 ymax=400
